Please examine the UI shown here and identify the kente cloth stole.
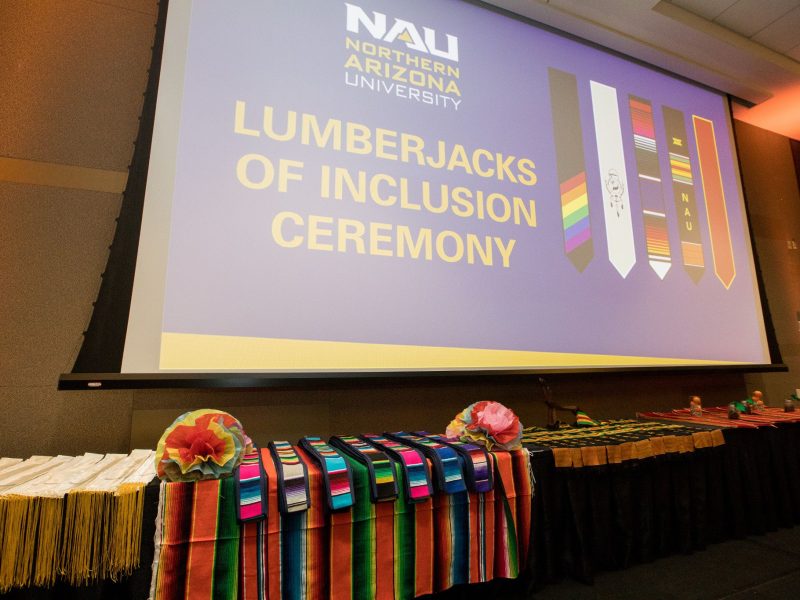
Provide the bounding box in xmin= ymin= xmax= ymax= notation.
xmin=235 ymin=446 xmax=268 ymax=523
xmin=150 ymin=478 xmax=240 ymax=600
xmin=299 ymin=436 xmax=355 ymax=511
xmin=329 ymin=435 xmax=398 ymax=502
xmin=361 ymin=434 xmax=433 ymax=502
xmin=268 ymin=441 xmax=310 ymax=514
xmin=416 ymin=432 xmax=493 ymax=493
xmin=386 ymin=432 xmax=467 ymax=494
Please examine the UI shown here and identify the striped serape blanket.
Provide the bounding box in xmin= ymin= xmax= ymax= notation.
xmin=149 ymin=439 xmax=532 ymax=600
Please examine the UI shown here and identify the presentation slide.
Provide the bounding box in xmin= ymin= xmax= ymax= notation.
xmin=122 ymin=0 xmax=770 ymax=372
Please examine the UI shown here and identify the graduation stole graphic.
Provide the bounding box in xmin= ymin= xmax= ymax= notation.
xmin=547 ymin=67 xmax=734 ymax=288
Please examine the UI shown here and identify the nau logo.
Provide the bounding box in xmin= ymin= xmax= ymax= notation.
xmin=345 ymin=2 xmax=459 ymax=62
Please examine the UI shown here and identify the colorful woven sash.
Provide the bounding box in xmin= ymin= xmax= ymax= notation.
xmin=418 ymin=433 xmax=493 ymax=493
xmin=234 ymin=446 xmax=268 ymax=523
xmin=299 ymin=436 xmax=355 ymax=511
xmin=361 ymin=434 xmax=433 ymax=502
xmin=329 ymin=435 xmax=398 ymax=502
xmin=267 ymin=441 xmax=309 ymax=514
xmin=387 ymin=432 xmax=467 ymax=494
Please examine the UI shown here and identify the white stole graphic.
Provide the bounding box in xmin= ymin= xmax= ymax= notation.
xmin=590 ymin=81 xmax=636 ymax=278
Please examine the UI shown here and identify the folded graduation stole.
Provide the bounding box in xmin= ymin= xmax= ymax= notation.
xmin=329 ymin=435 xmax=398 ymax=502
xmin=268 ymin=441 xmax=310 ymax=514
xmin=386 ymin=432 xmax=466 ymax=494
xmin=234 ymin=446 xmax=268 ymax=522
xmin=298 ymin=436 xmax=355 ymax=511
xmin=417 ymin=432 xmax=493 ymax=493
xmin=361 ymin=434 xmax=433 ymax=502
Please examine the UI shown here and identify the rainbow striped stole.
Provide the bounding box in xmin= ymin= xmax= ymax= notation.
xmin=150 ymin=477 xmax=240 ymax=600
xmin=235 ymin=446 xmax=267 ymax=523
xmin=329 ymin=435 xmax=398 ymax=502
xmin=387 ymin=432 xmax=467 ymax=494
xmin=299 ymin=436 xmax=355 ymax=511
xmin=361 ymin=434 xmax=433 ymax=502
xmin=268 ymin=441 xmax=310 ymax=514
xmin=417 ymin=433 xmax=493 ymax=493
xmin=575 ymin=410 xmax=598 ymax=427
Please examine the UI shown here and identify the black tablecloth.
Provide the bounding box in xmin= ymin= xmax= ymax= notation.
xmin=525 ymin=422 xmax=800 ymax=590
xmin=4 ymin=423 xmax=800 ymax=599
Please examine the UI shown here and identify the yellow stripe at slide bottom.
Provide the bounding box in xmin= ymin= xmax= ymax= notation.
xmin=159 ymin=332 xmax=739 ymax=370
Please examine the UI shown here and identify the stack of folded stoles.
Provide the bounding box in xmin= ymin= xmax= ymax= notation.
xmin=0 ymin=450 xmax=156 ymax=592
xmin=522 ymin=420 xmax=724 ymax=468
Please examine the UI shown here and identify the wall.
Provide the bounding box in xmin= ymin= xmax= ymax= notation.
xmin=5 ymin=0 xmax=798 ymax=458
xmin=736 ymin=121 xmax=800 ymax=401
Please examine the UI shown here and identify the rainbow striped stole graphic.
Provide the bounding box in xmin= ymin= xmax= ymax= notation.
xmin=663 ymin=106 xmax=705 ymax=282
xmin=548 ymin=67 xmax=594 ymax=271
xmin=630 ymin=95 xmax=672 ymax=279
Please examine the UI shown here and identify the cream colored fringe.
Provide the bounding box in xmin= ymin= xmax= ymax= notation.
xmin=0 ymin=453 xmax=153 ymax=593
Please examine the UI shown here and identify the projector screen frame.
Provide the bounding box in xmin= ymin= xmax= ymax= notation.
xmin=62 ymin=0 xmax=785 ymax=389
xmin=58 ymin=362 xmax=787 ymax=391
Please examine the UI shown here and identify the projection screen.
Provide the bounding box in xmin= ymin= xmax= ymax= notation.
xmin=120 ymin=0 xmax=771 ymax=374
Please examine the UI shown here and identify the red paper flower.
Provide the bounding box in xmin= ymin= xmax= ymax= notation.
xmin=155 ymin=409 xmax=248 ymax=481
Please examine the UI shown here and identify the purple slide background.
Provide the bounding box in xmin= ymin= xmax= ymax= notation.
xmin=159 ymin=0 xmax=767 ymax=364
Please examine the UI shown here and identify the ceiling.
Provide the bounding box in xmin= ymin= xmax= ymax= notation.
xmin=484 ymin=0 xmax=800 ymax=140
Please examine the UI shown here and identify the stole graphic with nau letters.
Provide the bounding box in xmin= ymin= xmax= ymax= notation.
xmin=663 ymin=106 xmax=705 ymax=283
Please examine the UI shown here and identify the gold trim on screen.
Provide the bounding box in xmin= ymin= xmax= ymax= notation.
xmin=159 ymin=332 xmax=739 ymax=370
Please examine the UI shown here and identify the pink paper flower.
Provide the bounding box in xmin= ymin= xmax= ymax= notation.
xmin=449 ymin=401 xmax=523 ymax=450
